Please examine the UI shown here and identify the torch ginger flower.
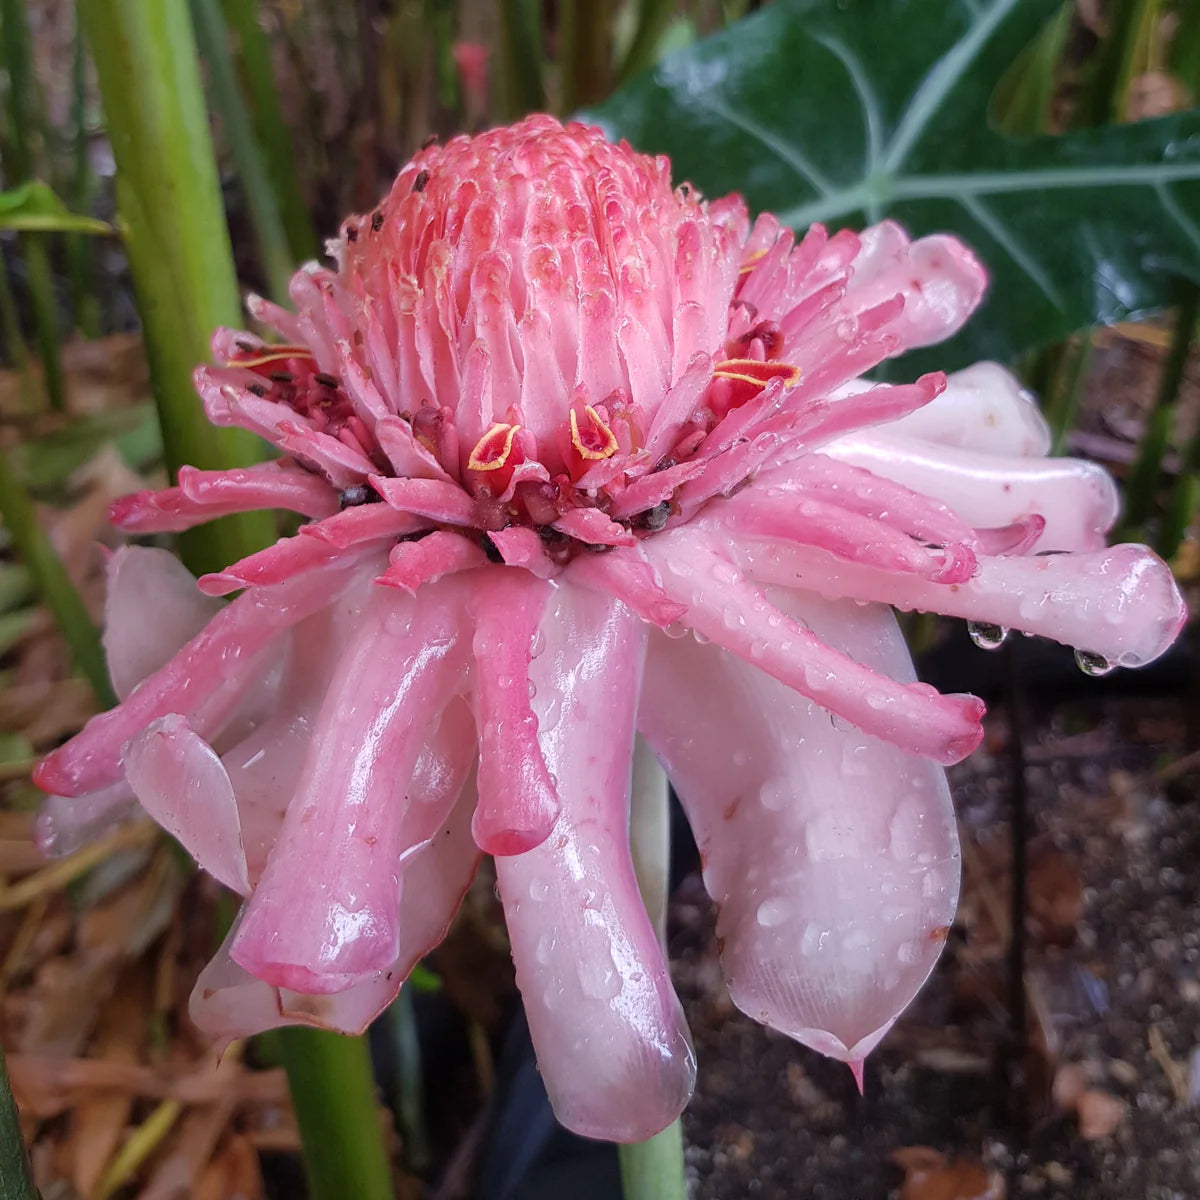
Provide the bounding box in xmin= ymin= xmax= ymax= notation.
xmin=35 ymin=116 xmax=1185 ymax=1142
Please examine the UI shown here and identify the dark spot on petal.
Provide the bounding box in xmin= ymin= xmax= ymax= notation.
xmin=235 ymin=339 xmax=256 ymax=352
xmin=247 ymin=384 xmax=267 ymax=397
xmin=637 ymin=501 xmax=672 ymax=532
xmin=371 ymin=209 xmax=384 ymax=233
xmin=269 ymin=370 xmax=295 ymax=384
xmin=480 ymin=533 xmax=504 ymax=563
xmin=314 ymin=372 xmax=340 ymax=389
xmin=413 ymin=170 xmax=430 ymax=193
xmin=339 ymin=484 xmax=375 ymax=509
xmin=345 ymin=226 xmax=358 ymax=242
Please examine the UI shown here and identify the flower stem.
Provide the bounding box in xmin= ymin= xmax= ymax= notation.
xmin=620 ymin=739 xmax=687 ymax=1200
xmin=279 ymin=1028 xmax=394 ymax=1200
xmin=0 ymin=1041 xmax=39 ymax=1200
xmin=77 ymin=0 xmax=274 ymax=578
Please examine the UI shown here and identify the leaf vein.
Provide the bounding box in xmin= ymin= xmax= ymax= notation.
xmin=694 ymin=92 xmax=834 ymax=197
xmin=1156 ymin=181 xmax=1200 ymax=258
xmin=958 ymin=193 xmax=1063 ymax=309
xmin=883 ymin=0 xmax=1021 ymax=173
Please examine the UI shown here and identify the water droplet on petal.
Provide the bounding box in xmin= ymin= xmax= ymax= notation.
xmin=1074 ymin=649 xmax=1115 ymax=677
xmin=756 ymin=898 xmax=789 ymax=927
xmin=967 ymin=621 xmax=1009 ymax=651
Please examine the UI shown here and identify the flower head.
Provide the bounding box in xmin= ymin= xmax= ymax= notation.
xmin=36 ymin=116 xmax=1185 ymax=1141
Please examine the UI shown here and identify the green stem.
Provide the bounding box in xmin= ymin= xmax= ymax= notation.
xmin=78 ymin=0 xmax=273 ymax=578
xmin=1120 ymin=284 xmax=1198 ymax=538
xmin=387 ymin=986 xmax=431 ymax=1174
xmin=68 ymin=19 xmax=101 ymax=339
xmin=220 ymin=0 xmax=318 ymax=261
xmin=1044 ymin=332 xmax=1094 ymax=456
xmin=189 ymin=0 xmax=295 ymax=300
xmin=560 ymin=0 xmax=612 ymax=113
xmin=0 ymin=1041 xmax=38 ymax=1200
xmin=279 ymin=1028 xmax=394 ymax=1200
xmin=616 ymin=0 xmax=675 ymax=87
xmin=620 ymin=739 xmax=686 ymax=1200
xmin=497 ymin=0 xmax=546 ymax=118
xmin=0 ymin=444 xmax=115 ymax=706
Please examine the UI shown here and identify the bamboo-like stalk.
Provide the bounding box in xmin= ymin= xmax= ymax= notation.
xmin=497 ymin=0 xmax=546 ymax=118
xmin=189 ymin=0 xmax=295 ymax=301
xmin=79 ymin=7 xmax=395 ymax=1196
xmin=560 ymin=0 xmax=612 ymax=113
xmin=68 ymin=19 xmax=101 ymax=339
xmin=0 ymin=443 xmax=115 ymax=706
xmin=0 ymin=0 xmax=66 ymax=411
xmin=619 ymin=740 xmax=687 ymax=1200
xmin=220 ymin=0 xmax=318 ymax=261
xmin=616 ymin=0 xmax=675 ymax=87
xmin=77 ymin=0 xmax=273 ymax=579
xmin=1120 ymin=286 xmax=1198 ymax=539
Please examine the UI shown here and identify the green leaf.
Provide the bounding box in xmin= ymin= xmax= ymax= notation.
xmin=0 ymin=180 xmax=113 ymax=235
xmin=588 ymin=0 xmax=1200 ymax=372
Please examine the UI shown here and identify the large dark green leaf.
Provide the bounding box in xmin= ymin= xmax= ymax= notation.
xmin=588 ymin=0 xmax=1200 ymax=372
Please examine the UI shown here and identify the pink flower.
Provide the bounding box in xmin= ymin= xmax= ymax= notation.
xmin=35 ymin=117 xmax=1185 ymax=1142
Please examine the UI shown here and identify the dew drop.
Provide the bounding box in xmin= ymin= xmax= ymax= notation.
xmin=663 ymin=621 xmax=688 ymax=639
xmin=756 ymin=898 xmax=789 ymax=928
xmin=1074 ymin=649 xmax=1115 ymax=677
xmin=967 ymin=621 xmax=1009 ymax=651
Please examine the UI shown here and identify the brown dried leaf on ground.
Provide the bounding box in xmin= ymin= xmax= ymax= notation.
xmin=892 ymin=1146 xmax=1005 ymax=1200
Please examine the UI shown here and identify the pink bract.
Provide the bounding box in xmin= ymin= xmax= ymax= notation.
xmin=35 ymin=117 xmax=1186 ymax=1142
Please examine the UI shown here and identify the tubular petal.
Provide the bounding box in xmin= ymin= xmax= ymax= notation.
xmin=123 ymin=715 xmax=250 ymax=894
xmin=230 ymin=580 xmax=470 ymax=992
xmin=741 ymin=539 xmax=1187 ymax=668
xmin=36 ymin=782 xmax=138 ymax=858
xmin=380 ymin=532 xmax=488 ymax=593
xmin=102 ymin=547 xmax=222 ymax=701
xmin=639 ymin=529 xmax=984 ymax=765
xmin=639 ymin=594 xmax=959 ymax=1062
xmin=494 ymin=584 xmax=695 ymax=1142
xmin=470 ymin=571 xmax=561 ymax=855
xmin=34 ymin=559 xmax=370 ymax=798
xmin=825 ymin=432 xmax=1118 ymax=552
xmin=724 ymin=487 xmax=976 ymax=583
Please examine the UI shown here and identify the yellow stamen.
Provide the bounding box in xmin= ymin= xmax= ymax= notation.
xmin=712 ymin=358 xmax=802 ymax=389
xmin=570 ymin=406 xmax=620 ymax=460
xmin=468 ymin=422 xmax=522 ymax=471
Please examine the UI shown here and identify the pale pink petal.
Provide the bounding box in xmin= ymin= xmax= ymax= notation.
xmin=190 ymin=767 xmax=480 ymax=1041
xmin=841 ymin=223 xmax=986 ymax=351
xmin=469 ymin=572 xmax=560 ymax=855
xmin=870 ymin=361 xmax=1052 ymax=456
xmin=36 ymin=782 xmax=138 ymax=858
xmin=741 ymin=538 xmax=1186 ymax=668
xmin=276 ymin=421 xmax=378 ymax=488
xmin=825 ymin=432 xmax=1118 ymax=552
xmin=640 ymin=593 xmax=959 ymax=1062
xmin=102 ymin=547 xmax=222 ymax=701
xmin=34 ymin=558 xmax=372 ymax=798
xmin=639 ymin=528 xmax=985 ymax=764
xmin=230 ymin=579 xmax=470 ymax=992
xmin=123 ymin=715 xmax=250 ymax=894
xmin=494 ymin=583 xmax=695 ymax=1142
